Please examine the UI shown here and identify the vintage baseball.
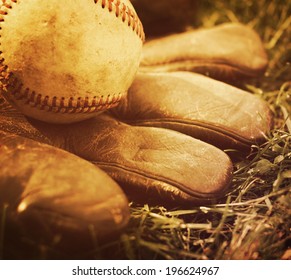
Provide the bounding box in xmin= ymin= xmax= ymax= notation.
xmin=0 ymin=0 xmax=144 ymax=123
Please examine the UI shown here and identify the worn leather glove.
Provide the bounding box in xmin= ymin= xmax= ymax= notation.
xmin=0 ymin=67 xmax=272 ymax=223
xmin=0 ymin=22 xmax=273 ymax=253
xmin=0 ymin=95 xmax=235 ymax=254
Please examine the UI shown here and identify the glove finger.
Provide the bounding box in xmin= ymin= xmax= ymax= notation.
xmin=46 ymin=114 xmax=233 ymax=206
xmin=111 ymin=71 xmax=273 ymax=151
xmin=0 ymin=131 xmax=129 ymax=254
xmin=140 ymin=23 xmax=268 ymax=83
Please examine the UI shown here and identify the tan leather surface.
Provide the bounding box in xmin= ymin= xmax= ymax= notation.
xmin=0 ymin=129 xmax=129 ymax=246
xmin=140 ymin=23 xmax=268 ymax=82
xmin=112 ymin=72 xmax=273 ymax=151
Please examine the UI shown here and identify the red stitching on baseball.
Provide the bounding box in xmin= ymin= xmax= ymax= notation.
xmin=108 ymin=0 xmax=113 ymax=12
xmin=0 ymin=0 xmax=141 ymax=114
xmin=94 ymin=0 xmax=145 ymax=41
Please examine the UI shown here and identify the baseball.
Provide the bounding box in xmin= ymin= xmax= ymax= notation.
xmin=0 ymin=0 xmax=144 ymax=123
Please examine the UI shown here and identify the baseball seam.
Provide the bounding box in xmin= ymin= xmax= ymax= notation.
xmin=0 ymin=0 xmax=144 ymax=114
xmin=96 ymin=0 xmax=145 ymax=42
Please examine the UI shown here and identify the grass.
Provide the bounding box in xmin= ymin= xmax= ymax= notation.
xmin=1 ymin=0 xmax=290 ymax=260
xmin=93 ymin=0 xmax=290 ymax=260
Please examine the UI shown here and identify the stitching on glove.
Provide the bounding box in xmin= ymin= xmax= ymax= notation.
xmin=95 ymin=161 xmax=230 ymax=199
xmin=141 ymin=59 xmax=261 ymax=77
xmin=126 ymin=118 xmax=261 ymax=146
